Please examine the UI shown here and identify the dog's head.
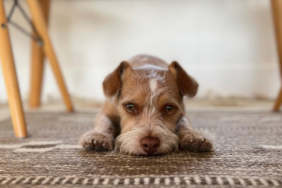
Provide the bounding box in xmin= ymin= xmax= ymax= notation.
xmin=103 ymin=61 xmax=198 ymax=155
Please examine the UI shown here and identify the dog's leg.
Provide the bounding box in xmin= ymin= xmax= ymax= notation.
xmin=176 ymin=116 xmax=213 ymax=152
xmin=79 ymin=101 xmax=120 ymax=151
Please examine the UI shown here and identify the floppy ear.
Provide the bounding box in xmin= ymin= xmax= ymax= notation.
xmin=103 ymin=61 xmax=131 ymax=97
xmin=169 ymin=61 xmax=199 ymax=97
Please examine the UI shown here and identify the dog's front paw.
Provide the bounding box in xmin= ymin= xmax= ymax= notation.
xmin=79 ymin=131 xmax=114 ymax=152
xmin=179 ymin=131 xmax=213 ymax=152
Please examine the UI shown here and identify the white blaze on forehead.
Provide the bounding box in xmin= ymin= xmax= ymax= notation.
xmin=134 ymin=64 xmax=168 ymax=71
xmin=149 ymin=79 xmax=158 ymax=92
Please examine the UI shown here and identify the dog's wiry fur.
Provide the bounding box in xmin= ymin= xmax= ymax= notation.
xmin=79 ymin=55 xmax=213 ymax=155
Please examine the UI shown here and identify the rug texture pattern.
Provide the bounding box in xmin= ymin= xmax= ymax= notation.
xmin=0 ymin=111 xmax=282 ymax=187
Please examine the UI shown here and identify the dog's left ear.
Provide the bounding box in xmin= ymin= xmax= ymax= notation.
xmin=169 ymin=61 xmax=199 ymax=97
xmin=103 ymin=61 xmax=132 ymax=97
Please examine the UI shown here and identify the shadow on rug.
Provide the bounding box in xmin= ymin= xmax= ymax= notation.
xmin=0 ymin=111 xmax=282 ymax=187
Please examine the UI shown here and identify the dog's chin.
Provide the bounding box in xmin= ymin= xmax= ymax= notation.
xmin=115 ymin=127 xmax=179 ymax=156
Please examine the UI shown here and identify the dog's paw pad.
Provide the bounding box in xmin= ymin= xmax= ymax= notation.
xmin=180 ymin=132 xmax=213 ymax=152
xmin=79 ymin=131 xmax=114 ymax=152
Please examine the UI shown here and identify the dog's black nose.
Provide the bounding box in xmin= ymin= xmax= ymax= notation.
xmin=141 ymin=137 xmax=160 ymax=155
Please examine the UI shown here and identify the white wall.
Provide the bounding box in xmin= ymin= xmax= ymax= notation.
xmin=0 ymin=0 xmax=280 ymax=103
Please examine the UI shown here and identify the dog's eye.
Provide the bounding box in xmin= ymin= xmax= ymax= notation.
xmin=125 ymin=103 xmax=137 ymax=113
xmin=164 ymin=105 xmax=176 ymax=114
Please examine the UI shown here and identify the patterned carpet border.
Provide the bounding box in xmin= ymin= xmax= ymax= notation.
xmin=0 ymin=176 xmax=281 ymax=186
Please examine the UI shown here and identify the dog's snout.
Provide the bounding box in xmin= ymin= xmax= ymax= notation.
xmin=140 ymin=137 xmax=160 ymax=155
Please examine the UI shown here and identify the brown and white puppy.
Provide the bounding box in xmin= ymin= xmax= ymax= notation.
xmin=79 ymin=55 xmax=212 ymax=155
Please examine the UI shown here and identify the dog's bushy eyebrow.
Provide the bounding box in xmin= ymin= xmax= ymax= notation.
xmin=121 ymin=100 xmax=138 ymax=105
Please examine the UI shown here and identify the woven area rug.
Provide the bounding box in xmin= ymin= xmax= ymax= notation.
xmin=0 ymin=111 xmax=282 ymax=187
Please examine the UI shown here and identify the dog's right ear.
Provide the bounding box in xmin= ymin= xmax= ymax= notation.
xmin=169 ymin=61 xmax=198 ymax=97
xmin=103 ymin=61 xmax=131 ymax=97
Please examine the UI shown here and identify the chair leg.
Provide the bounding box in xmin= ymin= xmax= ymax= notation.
xmin=29 ymin=0 xmax=50 ymax=108
xmin=271 ymin=0 xmax=282 ymax=111
xmin=0 ymin=0 xmax=27 ymax=138
xmin=273 ymin=88 xmax=282 ymax=111
xmin=26 ymin=0 xmax=74 ymax=112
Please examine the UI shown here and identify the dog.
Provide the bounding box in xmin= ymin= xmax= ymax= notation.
xmin=79 ymin=55 xmax=213 ymax=155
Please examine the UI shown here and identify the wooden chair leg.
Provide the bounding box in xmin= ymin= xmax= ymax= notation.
xmin=271 ymin=0 xmax=282 ymax=111
xmin=29 ymin=0 xmax=50 ymax=108
xmin=0 ymin=0 xmax=27 ymax=138
xmin=26 ymin=0 xmax=74 ymax=112
xmin=273 ymin=88 xmax=282 ymax=111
